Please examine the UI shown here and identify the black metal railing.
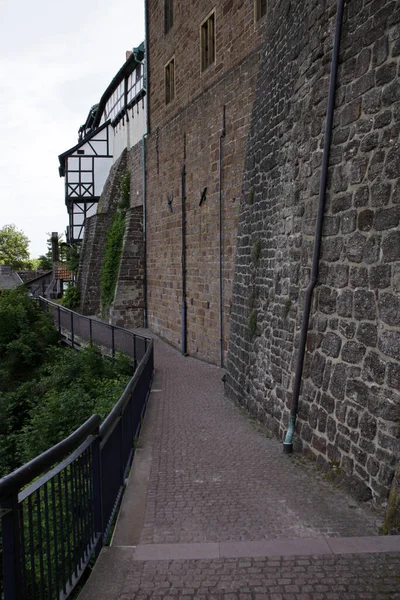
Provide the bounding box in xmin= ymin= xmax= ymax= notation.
xmin=38 ymin=298 xmax=148 ymax=363
xmin=0 ymin=299 xmax=154 ymax=600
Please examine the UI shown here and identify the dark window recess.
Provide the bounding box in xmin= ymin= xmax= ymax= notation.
xmin=201 ymin=12 xmax=215 ymax=72
xmin=165 ymin=0 xmax=173 ymax=33
xmin=255 ymin=0 xmax=267 ymax=21
xmin=165 ymin=59 xmax=175 ymax=104
xmin=77 ymin=150 xmax=85 ymax=155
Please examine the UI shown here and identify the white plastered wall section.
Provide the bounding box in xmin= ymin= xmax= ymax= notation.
xmin=112 ymin=100 xmax=147 ymax=164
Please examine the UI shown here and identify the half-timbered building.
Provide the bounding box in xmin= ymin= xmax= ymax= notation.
xmin=59 ymin=44 xmax=146 ymax=243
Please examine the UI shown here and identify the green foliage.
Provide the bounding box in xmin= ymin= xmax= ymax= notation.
xmin=248 ymin=310 xmax=257 ymax=338
xmin=66 ymin=244 xmax=80 ymax=274
xmin=381 ymin=465 xmax=400 ymax=535
xmin=62 ymin=284 xmax=80 ymax=310
xmin=101 ymin=211 xmax=126 ymax=314
xmin=247 ymin=187 xmax=255 ymax=206
xmin=251 ymin=240 xmax=261 ymax=265
xmin=119 ymin=170 xmax=131 ymax=209
xmin=0 ymin=289 xmax=59 ymax=474
xmin=20 ymin=346 xmax=131 ymax=462
xmin=37 ymin=254 xmax=53 ymax=270
xmin=0 ymin=224 xmax=30 ymax=269
xmin=283 ymin=298 xmax=292 ymax=318
xmin=0 ymin=289 xmax=58 ymax=389
xmin=0 ymin=288 xmax=132 ymax=477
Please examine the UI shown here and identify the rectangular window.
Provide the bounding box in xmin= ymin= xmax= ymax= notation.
xmin=164 ymin=0 xmax=173 ymax=33
xmin=201 ymin=11 xmax=215 ymax=72
xmin=255 ymin=0 xmax=267 ymax=21
xmin=165 ymin=58 xmax=175 ymax=104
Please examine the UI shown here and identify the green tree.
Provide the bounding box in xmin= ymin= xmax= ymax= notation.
xmin=0 ymin=224 xmax=30 ymax=269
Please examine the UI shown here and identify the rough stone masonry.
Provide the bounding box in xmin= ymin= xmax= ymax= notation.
xmin=226 ymin=0 xmax=400 ymax=503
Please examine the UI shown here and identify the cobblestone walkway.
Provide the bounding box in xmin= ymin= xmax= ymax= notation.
xmin=140 ymin=340 xmax=378 ymax=543
xmin=81 ymin=337 xmax=400 ymax=600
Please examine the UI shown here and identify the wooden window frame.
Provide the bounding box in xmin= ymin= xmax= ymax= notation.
xmin=164 ymin=0 xmax=173 ymax=33
xmin=165 ymin=57 xmax=175 ymax=105
xmin=255 ymin=0 xmax=267 ymax=22
xmin=200 ymin=10 xmax=216 ymax=72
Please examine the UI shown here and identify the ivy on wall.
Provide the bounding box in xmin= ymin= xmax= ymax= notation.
xmin=100 ymin=171 xmax=131 ymax=316
xmin=119 ymin=170 xmax=131 ymax=210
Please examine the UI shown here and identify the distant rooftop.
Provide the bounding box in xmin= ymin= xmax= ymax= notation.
xmin=0 ymin=265 xmax=23 ymax=290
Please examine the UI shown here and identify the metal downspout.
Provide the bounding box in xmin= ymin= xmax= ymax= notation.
xmin=219 ymin=106 xmax=226 ymax=368
xmin=142 ymin=134 xmax=148 ymax=328
xmin=143 ymin=0 xmax=149 ymax=328
xmin=283 ymin=0 xmax=345 ymax=453
xmin=181 ymin=163 xmax=187 ymax=355
xmin=144 ymin=0 xmax=150 ymax=134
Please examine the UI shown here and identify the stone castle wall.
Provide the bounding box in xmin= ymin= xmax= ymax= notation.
xmin=79 ymin=212 xmax=113 ymax=315
xmin=79 ymin=142 xmax=145 ymax=322
xmin=226 ymin=0 xmax=400 ymax=501
xmin=145 ymin=0 xmax=264 ymax=364
xmin=110 ymin=206 xmax=145 ymax=328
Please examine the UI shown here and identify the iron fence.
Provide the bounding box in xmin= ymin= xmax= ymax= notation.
xmin=0 ymin=299 xmax=154 ymax=600
xmin=38 ymin=299 xmax=149 ymax=363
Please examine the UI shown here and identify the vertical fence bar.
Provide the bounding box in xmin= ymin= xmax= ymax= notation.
xmin=57 ymin=472 xmax=67 ymax=596
xmin=51 ymin=479 xmax=60 ymax=598
xmin=18 ymin=503 xmax=27 ymax=599
xmin=89 ymin=319 xmax=93 ymax=345
xmin=111 ymin=326 xmax=115 ymax=358
xmin=43 ymin=484 xmax=52 ymax=599
xmin=36 ymin=489 xmax=45 ymax=600
xmin=27 ymin=496 xmax=36 ymax=599
xmin=91 ymin=433 xmax=103 ymax=557
xmin=1 ymin=494 xmax=22 ymax=600
xmin=70 ymin=312 xmax=74 ymax=349
xmin=58 ymin=305 xmax=61 ymax=336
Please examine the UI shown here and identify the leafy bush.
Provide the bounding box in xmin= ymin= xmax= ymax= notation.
xmin=0 ymin=289 xmax=133 ymax=477
xmin=101 ymin=211 xmax=126 ymax=314
xmin=20 ymin=346 xmax=132 ymax=462
xmin=66 ymin=244 xmax=80 ymax=274
xmin=0 ymin=288 xmax=58 ymax=388
xmin=62 ymin=284 xmax=80 ymax=309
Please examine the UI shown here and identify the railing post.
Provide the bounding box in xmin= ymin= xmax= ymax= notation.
xmin=91 ymin=431 xmax=104 ymax=557
xmin=89 ymin=319 xmax=93 ymax=345
xmin=1 ymin=494 xmax=22 ymax=600
xmin=133 ymin=336 xmax=137 ymax=364
xmin=120 ymin=418 xmax=125 ymax=485
xmin=58 ymin=305 xmax=61 ymax=336
xmin=70 ymin=311 xmax=74 ymax=349
xmin=111 ymin=326 xmax=115 ymax=358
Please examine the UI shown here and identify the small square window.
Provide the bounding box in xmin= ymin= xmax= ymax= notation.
xmin=201 ymin=11 xmax=215 ymax=72
xmin=165 ymin=58 xmax=175 ymax=104
xmin=255 ymin=0 xmax=267 ymax=21
xmin=164 ymin=0 xmax=173 ymax=33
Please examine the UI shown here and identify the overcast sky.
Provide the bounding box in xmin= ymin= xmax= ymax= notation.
xmin=0 ymin=0 xmax=144 ymax=258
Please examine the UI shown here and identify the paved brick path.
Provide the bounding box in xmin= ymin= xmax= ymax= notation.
xmin=122 ymin=553 xmax=400 ymax=599
xmin=139 ymin=340 xmax=378 ymax=543
xmin=80 ymin=337 xmax=400 ymax=600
